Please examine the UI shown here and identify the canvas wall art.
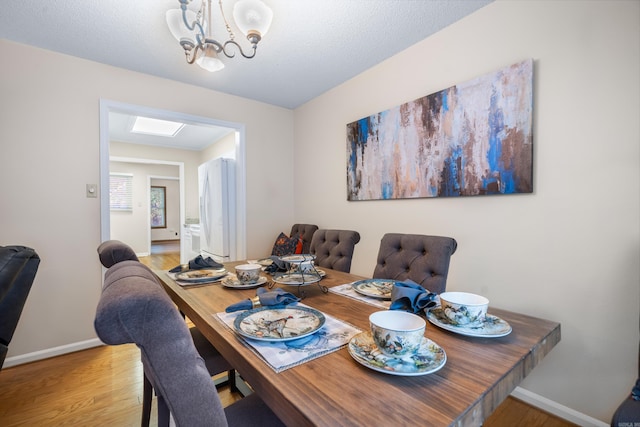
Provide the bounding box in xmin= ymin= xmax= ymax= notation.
xmin=346 ymin=59 xmax=533 ymax=201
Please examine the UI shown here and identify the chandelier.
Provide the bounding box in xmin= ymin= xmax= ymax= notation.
xmin=166 ymin=0 xmax=273 ymax=72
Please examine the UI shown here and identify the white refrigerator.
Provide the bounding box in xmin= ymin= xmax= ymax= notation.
xmin=198 ymin=157 xmax=236 ymax=262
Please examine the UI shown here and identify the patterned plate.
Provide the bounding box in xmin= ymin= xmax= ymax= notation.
xmin=222 ymin=276 xmax=268 ymax=289
xmin=426 ymin=308 xmax=512 ymax=338
xmin=351 ymin=278 xmax=399 ymax=300
xmin=233 ymin=306 xmax=326 ymax=342
xmin=272 ymin=272 xmax=322 ymax=286
xmin=175 ymin=268 xmax=227 ymax=283
xmin=348 ymin=332 xmax=446 ymax=376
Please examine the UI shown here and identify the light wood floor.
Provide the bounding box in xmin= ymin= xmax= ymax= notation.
xmin=0 ymin=241 xmax=576 ymax=426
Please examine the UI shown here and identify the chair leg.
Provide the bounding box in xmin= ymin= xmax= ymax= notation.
xmin=142 ymin=374 xmax=152 ymax=427
xmin=157 ymin=394 xmax=170 ymax=427
xmin=228 ymin=369 xmax=239 ymax=393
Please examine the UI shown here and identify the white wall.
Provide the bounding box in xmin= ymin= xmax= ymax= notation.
xmin=0 ymin=39 xmax=295 ymax=362
xmin=293 ymin=0 xmax=639 ymax=423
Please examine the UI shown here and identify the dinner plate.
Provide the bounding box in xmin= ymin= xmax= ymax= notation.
xmin=256 ymin=258 xmax=274 ymax=267
xmin=351 ymin=278 xmax=398 ymax=300
xmin=233 ymin=306 xmax=326 ymax=342
xmin=222 ymin=276 xmax=268 ymax=289
xmin=272 ymin=272 xmax=322 ymax=286
xmin=426 ymin=308 xmax=512 ymax=338
xmin=279 ymin=254 xmax=316 ymax=263
xmin=348 ymin=332 xmax=446 ymax=376
xmin=175 ymin=268 xmax=228 ymax=283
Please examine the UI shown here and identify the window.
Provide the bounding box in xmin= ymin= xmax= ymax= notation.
xmin=109 ymin=173 xmax=133 ymax=211
xmin=150 ymin=186 xmax=166 ymax=228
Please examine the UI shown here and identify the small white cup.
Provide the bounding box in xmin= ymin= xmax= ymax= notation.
xmin=369 ymin=311 xmax=425 ymax=357
xmin=235 ymin=264 xmax=261 ymax=285
xmin=439 ymin=292 xmax=489 ymax=325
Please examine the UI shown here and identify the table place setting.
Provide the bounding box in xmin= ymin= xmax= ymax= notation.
xmin=348 ymin=310 xmax=447 ymax=376
xmin=328 ymin=283 xmax=392 ymax=309
xmin=217 ymin=288 xmax=361 ymax=373
xmin=165 ymin=254 xmax=229 ymax=286
xmin=426 ymin=291 xmax=512 ymax=338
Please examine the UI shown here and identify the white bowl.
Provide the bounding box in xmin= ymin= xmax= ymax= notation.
xmin=235 ymin=264 xmax=261 ymax=284
xmin=439 ymin=292 xmax=489 ymax=325
xmin=369 ymin=311 xmax=426 ymax=357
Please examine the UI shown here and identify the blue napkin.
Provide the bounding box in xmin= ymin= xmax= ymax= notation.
xmin=263 ymin=256 xmax=289 ymax=274
xmin=225 ymin=287 xmax=300 ymax=313
xmin=169 ymin=255 xmax=224 ymax=273
xmin=389 ymin=280 xmax=438 ymax=313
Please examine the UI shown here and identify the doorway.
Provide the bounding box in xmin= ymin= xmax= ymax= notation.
xmin=99 ymin=99 xmax=247 ymax=262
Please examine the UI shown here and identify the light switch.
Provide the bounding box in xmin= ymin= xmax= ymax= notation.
xmin=86 ymin=184 xmax=97 ymax=198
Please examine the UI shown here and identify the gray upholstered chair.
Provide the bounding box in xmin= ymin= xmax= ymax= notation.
xmin=290 ymin=223 xmax=318 ymax=254
xmin=372 ymin=233 xmax=457 ymax=295
xmin=309 ymin=229 xmax=361 ymax=273
xmin=97 ymin=240 xmax=239 ymax=426
xmin=94 ymin=260 xmax=284 ymax=427
xmin=0 ymin=245 xmax=40 ymax=369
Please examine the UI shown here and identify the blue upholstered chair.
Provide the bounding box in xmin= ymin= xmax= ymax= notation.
xmin=94 ymin=259 xmax=284 ymax=427
xmin=372 ymin=233 xmax=457 ymax=295
xmin=309 ymin=229 xmax=361 ymax=273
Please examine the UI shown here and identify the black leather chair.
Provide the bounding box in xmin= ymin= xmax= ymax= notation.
xmin=94 ymin=260 xmax=284 ymax=427
xmin=0 ymin=245 xmax=40 ymax=369
xmin=97 ymin=240 xmax=239 ymax=426
xmin=309 ymin=229 xmax=361 ymax=273
xmin=290 ymin=224 xmax=318 ymax=254
xmin=372 ymin=233 xmax=457 ymax=295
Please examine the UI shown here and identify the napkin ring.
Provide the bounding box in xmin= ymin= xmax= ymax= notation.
xmin=251 ymin=296 xmax=261 ymax=308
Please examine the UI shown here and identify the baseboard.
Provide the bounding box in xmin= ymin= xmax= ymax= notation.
xmin=512 ymin=387 xmax=608 ymax=427
xmin=136 ymin=252 xmax=150 ymax=257
xmin=3 ymin=338 xmax=103 ymax=368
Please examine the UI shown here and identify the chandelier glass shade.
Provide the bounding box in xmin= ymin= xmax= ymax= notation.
xmin=166 ymin=0 xmax=273 ymax=72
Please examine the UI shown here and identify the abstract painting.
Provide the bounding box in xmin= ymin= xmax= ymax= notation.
xmin=346 ymin=59 xmax=533 ymax=200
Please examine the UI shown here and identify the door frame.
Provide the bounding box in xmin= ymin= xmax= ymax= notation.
xmin=99 ymin=99 xmax=247 ymax=261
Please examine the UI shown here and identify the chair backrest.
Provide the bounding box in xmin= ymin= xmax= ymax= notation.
xmin=310 ymin=229 xmax=361 ymax=273
xmin=372 ymin=233 xmax=457 ymax=294
xmin=97 ymin=240 xmax=138 ymax=268
xmin=0 ymin=245 xmax=40 ymax=369
xmin=290 ymin=224 xmax=318 ymax=254
xmin=94 ymin=260 xmax=228 ymax=427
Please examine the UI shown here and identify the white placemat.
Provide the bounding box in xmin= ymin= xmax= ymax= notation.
xmin=216 ymin=303 xmax=361 ymax=373
xmin=329 ymin=283 xmax=392 ymax=309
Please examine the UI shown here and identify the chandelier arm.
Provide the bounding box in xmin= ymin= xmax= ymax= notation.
xmin=221 ymin=40 xmax=257 ymax=59
xmin=184 ymin=44 xmax=200 ymax=65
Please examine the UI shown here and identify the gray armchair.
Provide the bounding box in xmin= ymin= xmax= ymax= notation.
xmin=290 ymin=223 xmax=318 ymax=254
xmin=310 ymin=229 xmax=361 ymax=273
xmin=372 ymin=233 xmax=457 ymax=294
xmin=0 ymin=245 xmax=40 ymax=369
xmin=94 ymin=259 xmax=283 ymax=427
xmin=97 ymin=240 xmax=239 ymax=426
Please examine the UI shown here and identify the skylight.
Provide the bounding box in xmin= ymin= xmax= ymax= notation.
xmin=131 ymin=116 xmax=185 ymax=137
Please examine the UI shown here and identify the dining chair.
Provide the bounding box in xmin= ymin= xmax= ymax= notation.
xmin=309 ymin=229 xmax=361 ymax=273
xmin=94 ymin=260 xmax=284 ymax=427
xmin=97 ymin=240 xmax=240 ymax=425
xmin=290 ymin=223 xmax=318 ymax=254
xmin=372 ymin=233 xmax=458 ymax=295
xmin=0 ymin=245 xmax=40 ymax=370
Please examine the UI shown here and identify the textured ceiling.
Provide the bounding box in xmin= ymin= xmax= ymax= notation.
xmin=0 ymin=0 xmax=493 ymax=110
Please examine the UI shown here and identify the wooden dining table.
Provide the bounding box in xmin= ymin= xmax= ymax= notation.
xmin=154 ymin=262 xmax=560 ymax=427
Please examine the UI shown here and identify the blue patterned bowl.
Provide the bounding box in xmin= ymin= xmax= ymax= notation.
xmin=369 ymin=311 xmax=425 ymax=357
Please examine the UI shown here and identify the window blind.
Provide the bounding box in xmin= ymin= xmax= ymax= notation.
xmin=109 ymin=173 xmax=133 ymax=211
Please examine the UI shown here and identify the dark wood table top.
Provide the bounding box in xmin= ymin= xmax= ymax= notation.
xmin=154 ymin=262 xmax=560 ymax=427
